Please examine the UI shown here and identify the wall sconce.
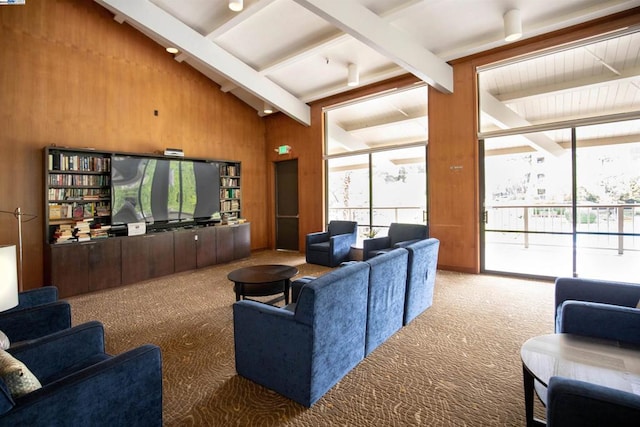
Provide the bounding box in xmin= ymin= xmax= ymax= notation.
xmin=347 ymin=63 xmax=359 ymax=87
xmin=229 ymin=0 xmax=243 ymax=12
xmin=503 ymin=9 xmax=522 ymax=42
xmin=0 ymin=245 xmax=19 ymax=312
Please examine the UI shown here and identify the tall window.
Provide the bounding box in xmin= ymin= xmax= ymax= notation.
xmin=325 ymin=85 xmax=428 ymax=238
xmin=478 ymin=29 xmax=640 ymax=281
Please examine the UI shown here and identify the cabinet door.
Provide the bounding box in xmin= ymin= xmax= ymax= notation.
xmin=88 ymin=239 xmax=122 ymax=292
xmin=196 ymin=226 xmax=217 ymax=268
xmin=49 ymin=244 xmax=90 ymax=298
xmin=174 ymin=229 xmax=198 ymax=273
xmin=149 ymin=232 xmax=175 ymax=278
xmin=233 ymin=223 xmax=251 ymax=260
xmin=216 ymin=226 xmax=234 ymax=264
xmin=121 ymin=235 xmax=151 ymax=285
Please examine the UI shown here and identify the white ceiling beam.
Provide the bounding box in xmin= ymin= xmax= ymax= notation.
xmin=495 ymin=65 xmax=640 ymax=103
xmin=94 ymin=0 xmax=310 ymax=126
xmin=346 ymin=113 xmax=427 ymax=134
xmin=328 ymin=122 xmax=370 ymax=152
xmin=480 ymin=91 xmax=565 ymax=157
xmin=205 ymin=0 xmax=277 ymax=40
xmin=292 ymin=0 xmax=453 ymax=94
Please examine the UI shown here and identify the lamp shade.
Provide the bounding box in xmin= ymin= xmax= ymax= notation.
xmin=0 ymin=245 xmax=19 ymax=311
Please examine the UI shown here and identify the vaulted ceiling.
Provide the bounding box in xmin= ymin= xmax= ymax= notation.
xmin=94 ymin=0 xmax=640 ymax=129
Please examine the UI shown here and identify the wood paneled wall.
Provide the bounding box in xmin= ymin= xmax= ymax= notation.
xmin=0 ymin=1 xmax=268 ymax=290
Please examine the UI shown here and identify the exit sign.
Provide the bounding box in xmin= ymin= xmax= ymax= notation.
xmin=277 ymin=145 xmax=291 ymax=155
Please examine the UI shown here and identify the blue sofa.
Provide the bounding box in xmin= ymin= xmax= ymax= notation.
xmin=0 ymin=287 xmax=71 ymax=347
xmin=305 ymin=220 xmax=358 ymax=267
xmin=363 ymin=222 xmax=428 ymax=261
xmin=403 ymin=238 xmax=440 ymax=325
xmin=0 ymin=321 xmax=163 ymax=426
xmin=233 ymin=262 xmax=370 ymax=407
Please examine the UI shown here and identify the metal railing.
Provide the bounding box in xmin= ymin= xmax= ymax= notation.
xmin=485 ymin=203 xmax=640 ymax=253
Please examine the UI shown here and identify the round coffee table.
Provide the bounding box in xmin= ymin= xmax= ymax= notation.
xmin=228 ymin=264 xmax=298 ymax=305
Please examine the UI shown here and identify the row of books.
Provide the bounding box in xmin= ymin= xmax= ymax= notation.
xmin=52 ymin=220 xmax=112 ymax=244
xmin=48 ymin=153 xmax=111 ymax=172
xmin=220 ymin=164 xmax=239 ymax=176
xmin=221 ymin=200 xmax=240 ymax=212
xmin=48 ymin=174 xmax=110 ymax=187
xmin=48 ymin=188 xmax=109 ymax=201
xmin=221 ymin=177 xmax=239 ymax=187
xmin=220 ymin=188 xmax=240 ymax=199
xmin=49 ymin=202 xmax=110 ymax=220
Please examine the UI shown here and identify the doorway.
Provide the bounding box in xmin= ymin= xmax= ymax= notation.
xmin=275 ymin=159 xmax=299 ymax=250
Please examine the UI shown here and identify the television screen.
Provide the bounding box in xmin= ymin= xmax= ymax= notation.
xmin=111 ymin=156 xmax=221 ymax=226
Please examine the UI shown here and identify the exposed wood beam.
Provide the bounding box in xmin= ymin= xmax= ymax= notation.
xmin=95 ymin=0 xmax=310 ymax=126
xmin=480 ymin=91 xmax=565 ymax=156
xmin=292 ymin=0 xmax=453 ymax=94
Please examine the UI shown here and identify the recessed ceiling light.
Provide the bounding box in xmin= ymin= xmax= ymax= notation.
xmin=166 ymin=47 xmax=179 ymax=54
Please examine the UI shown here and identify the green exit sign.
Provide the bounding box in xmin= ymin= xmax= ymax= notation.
xmin=277 ymin=145 xmax=291 ymax=155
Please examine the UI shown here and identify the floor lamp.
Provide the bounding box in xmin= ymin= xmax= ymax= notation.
xmin=0 ymin=207 xmax=37 ymax=292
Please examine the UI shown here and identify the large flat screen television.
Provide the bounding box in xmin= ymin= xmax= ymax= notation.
xmin=111 ymin=155 xmax=221 ymax=227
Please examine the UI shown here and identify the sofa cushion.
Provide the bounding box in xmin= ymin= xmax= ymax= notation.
xmin=0 ymin=349 xmax=41 ymax=398
xmin=309 ymin=241 xmax=330 ymax=252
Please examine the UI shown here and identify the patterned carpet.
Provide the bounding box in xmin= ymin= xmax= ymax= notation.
xmin=68 ymin=250 xmax=555 ymax=426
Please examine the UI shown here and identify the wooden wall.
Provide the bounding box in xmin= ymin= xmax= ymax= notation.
xmin=0 ymin=0 xmax=268 ymax=290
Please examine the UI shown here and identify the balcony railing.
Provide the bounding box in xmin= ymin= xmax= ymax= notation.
xmin=485 ymin=203 xmax=640 ymax=254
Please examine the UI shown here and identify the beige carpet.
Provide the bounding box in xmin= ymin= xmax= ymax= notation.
xmin=68 ymin=250 xmax=555 ymax=426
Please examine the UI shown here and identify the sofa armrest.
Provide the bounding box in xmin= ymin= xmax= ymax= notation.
xmin=8 ymin=287 xmax=58 ymax=312
xmin=363 ymin=236 xmax=391 ymax=259
xmin=393 ymin=239 xmax=422 ymax=249
xmin=290 ymin=276 xmax=316 ymax=304
xmin=306 ymin=231 xmax=329 ymax=245
xmin=4 ymin=344 xmax=163 ymax=426
xmin=547 ymin=376 xmax=640 ymax=427
xmin=557 ymin=301 xmax=640 ymax=345
xmin=8 ymin=321 xmax=106 ymax=381
xmin=0 ymin=301 xmax=71 ymax=344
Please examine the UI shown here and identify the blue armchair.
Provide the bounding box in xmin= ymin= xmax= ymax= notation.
xmin=363 ymin=222 xmax=428 ymax=260
xmin=305 ymin=220 xmax=358 ymax=267
xmin=547 ymin=376 xmax=640 ymax=427
xmin=403 ymin=238 xmax=440 ymax=325
xmin=0 ymin=321 xmax=163 ymax=426
xmin=0 ymin=287 xmax=71 ymax=347
xmin=233 ymin=262 xmax=370 ymax=407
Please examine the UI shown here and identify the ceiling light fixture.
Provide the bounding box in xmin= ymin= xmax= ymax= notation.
xmin=229 ymin=0 xmax=243 ymax=12
xmin=263 ymin=102 xmax=273 ymax=114
xmin=347 ymin=63 xmax=359 ymax=87
xmin=503 ymin=9 xmax=522 ymax=42
xmin=166 ymin=47 xmax=179 ymax=54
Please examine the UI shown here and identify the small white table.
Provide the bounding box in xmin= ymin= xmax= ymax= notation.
xmin=521 ymin=333 xmax=640 ymax=426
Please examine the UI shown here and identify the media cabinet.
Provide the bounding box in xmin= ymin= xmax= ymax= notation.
xmin=43 ymin=146 xmax=248 ymax=298
xmin=45 ymin=222 xmax=250 ymax=298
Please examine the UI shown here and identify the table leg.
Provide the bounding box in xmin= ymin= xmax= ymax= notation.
xmin=523 ymin=364 xmax=546 ymax=426
xmin=284 ymin=279 xmax=290 ymax=305
xmin=234 ymin=282 xmax=242 ymax=301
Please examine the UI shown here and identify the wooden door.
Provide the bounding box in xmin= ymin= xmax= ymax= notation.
xmin=275 ymin=160 xmax=299 ymax=250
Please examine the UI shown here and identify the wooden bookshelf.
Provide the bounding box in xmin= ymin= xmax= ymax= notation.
xmin=220 ymin=162 xmax=241 ymax=220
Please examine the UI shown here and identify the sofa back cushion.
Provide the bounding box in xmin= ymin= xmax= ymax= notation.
xmin=327 ymin=221 xmax=357 ymax=237
xmin=365 ymin=248 xmax=408 ymax=355
xmin=389 ymin=223 xmax=428 ymax=246
xmin=404 ymin=238 xmax=440 ymax=325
